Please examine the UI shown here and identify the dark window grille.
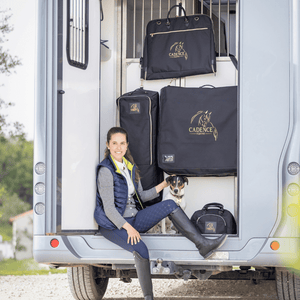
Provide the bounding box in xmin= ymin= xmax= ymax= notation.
xmin=67 ymin=0 xmax=89 ymax=69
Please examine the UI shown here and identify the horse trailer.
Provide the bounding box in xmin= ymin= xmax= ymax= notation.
xmin=34 ymin=1 xmax=300 ymax=299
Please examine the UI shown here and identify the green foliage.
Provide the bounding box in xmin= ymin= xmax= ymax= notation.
xmin=0 ymin=258 xmax=67 ymax=276
xmin=0 ymin=9 xmax=23 ymax=136
xmin=0 ymin=10 xmax=21 ymax=75
xmin=0 ymin=11 xmax=31 ymax=221
xmin=0 ymin=187 xmax=30 ymax=224
xmin=0 ymin=222 xmax=12 ymax=241
xmin=0 ymin=136 xmax=33 ymax=204
xmin=15 ymin=235 xmax=27 ymax=252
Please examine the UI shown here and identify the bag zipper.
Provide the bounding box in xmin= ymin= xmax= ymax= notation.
xmin=150 ymin=27 xmax=208 ymax=37
xmin=148 ymin=98 xmax=153 ymax=165
xmin=131 ymin=167 xmax=144 ymax=209
xmin=117 ymin=95 xmax=153 ymax=165
xmin=196 ymin=214 xmax=227 ymax=227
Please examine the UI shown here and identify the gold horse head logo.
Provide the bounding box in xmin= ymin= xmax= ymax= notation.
xmin=169 ymin=42 xmax=188 ymax=60
xmin=130 ymin=103 xmax=140 ymax=113
xmin=190 ymin=110 xmax=218 ymax=141
xmin=199 ymin=111 xmax=212 ymax=128
xmin=175 ymin=42 xmax=184 ymax=52
xmin=206 ymin=222 xmax=216 ymax=233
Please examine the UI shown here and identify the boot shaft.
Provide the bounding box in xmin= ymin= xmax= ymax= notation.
xmin=133 ymin=251 xmax=154 ymax=299
xmin=169 ymin=207 xmax=227 ymax=259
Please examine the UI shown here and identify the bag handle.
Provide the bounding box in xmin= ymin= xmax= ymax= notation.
xmin=166 ymin=4 xmax=189 ymax=26
xmin=202 ymin=202 xmax=224 ymax=211
xmin=199 ymin=84 xmax=216 ymax=89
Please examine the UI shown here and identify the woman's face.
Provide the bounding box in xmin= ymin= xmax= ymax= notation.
xmin=107 ymin=132 xmax=128 ymax=162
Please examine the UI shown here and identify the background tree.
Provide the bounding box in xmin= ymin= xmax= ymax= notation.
xmin=0 ymin=10 xmax=33 ymax=208
xmin=0 ymin=10 xmax=22 ymax=136
xmin=0 ymin=10 xmax=21 ymax=74
xmin=0 ymin=187 xmax=31 ymax=224
xmin=0 ymin=135 xmax=33 ymax=205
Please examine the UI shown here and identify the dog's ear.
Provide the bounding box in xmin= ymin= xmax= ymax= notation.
xmin=183 ymin=176 xmax=189 ymax=185
xmin=165 ymin=176 xmax=172 ymax=184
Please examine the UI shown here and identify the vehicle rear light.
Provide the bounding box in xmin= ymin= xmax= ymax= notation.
xmin=288 ymin=162 xmax=300 ymax=175
xmin=34 ymin=202 xmax=45 ymax=215
xmin=35 ymin=182 xmax=45 ymax=195
xmin=287 ymin=183 xmax=300 ymax=196
xmin=50 ymin=239 xmax=59 ymax=248
xmin=35 ymin=162 xmax=46 ymax=175
xmin=270 ymin=241 xmax=280 ymax=251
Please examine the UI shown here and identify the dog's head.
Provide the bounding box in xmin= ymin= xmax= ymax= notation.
xmin=166 ymin=175 xmax=189 ymax=195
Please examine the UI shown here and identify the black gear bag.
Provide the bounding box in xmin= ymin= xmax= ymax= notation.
xmin=191 ymin=203 xmax=237 ymax=234
xmin=117 ymin=88 xmax=163 ymax=205
xmin=158 ymin=85 xmax=237 ymax=176
xmin=140 ymin=4 xmax=216 ymax=80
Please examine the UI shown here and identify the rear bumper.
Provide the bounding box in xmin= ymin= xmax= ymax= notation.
xmin=33 ymin=235 xmax=299 ymax=268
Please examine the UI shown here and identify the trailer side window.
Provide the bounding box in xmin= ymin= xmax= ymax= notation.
xmin=67 ymin=0 xmax=89 ymax=69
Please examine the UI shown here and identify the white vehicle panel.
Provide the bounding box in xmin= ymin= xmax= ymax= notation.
xmin=61 ymin=0 xmax=100 ymax=230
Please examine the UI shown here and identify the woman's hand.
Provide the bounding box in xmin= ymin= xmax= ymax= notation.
xmin=155 ymin=180 xmax=168 ymax=194
xmin=155 ymin=175 xmax=176 ymax=193
xmin=122 ymin=222 xmax=142 ymax=245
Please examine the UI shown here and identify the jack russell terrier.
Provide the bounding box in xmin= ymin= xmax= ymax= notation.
xmin=161 ymin=175 xmax=189 ymax=234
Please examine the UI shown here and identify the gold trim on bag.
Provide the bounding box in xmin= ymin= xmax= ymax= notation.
xmin=150 ymin=27 xmax=208 ymax=37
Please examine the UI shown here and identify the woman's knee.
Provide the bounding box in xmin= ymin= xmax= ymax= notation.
xmin=133 ymin=241 xmax=149 ymax=259
xmin=163 ymin=199 xmax=178 ymax=212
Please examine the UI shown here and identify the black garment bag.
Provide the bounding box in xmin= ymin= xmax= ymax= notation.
xmin=117 ymin=88 xmax=163 ymax=205
xmin=158 ymin=85 xmax=237 ymax=176
xmin=140 ymin=5 xmax=216 ymax=80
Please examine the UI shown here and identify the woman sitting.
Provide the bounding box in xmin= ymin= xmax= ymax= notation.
xmin=94 ymin=127 xmax=227 ymax=300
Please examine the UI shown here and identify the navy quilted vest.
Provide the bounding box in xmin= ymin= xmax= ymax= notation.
xmin=94 ymin=155 xmax=143 ymax=230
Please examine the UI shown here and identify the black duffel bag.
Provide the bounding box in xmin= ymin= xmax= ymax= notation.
xmin=158 ymin=85 xmax=237 ymax=176
xmin=117 ymin=88 xmax=163 ymax=205
xmin=191 ymin=202 xmax=237 ymax=234
xmin=140 ymin=4 xmax=216 ymax=80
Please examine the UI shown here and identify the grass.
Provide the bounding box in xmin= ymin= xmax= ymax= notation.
xmin=0 ymin=223 xmax=13 ymax=242
xmin=0 ymin=258 xmax=67 ymax=276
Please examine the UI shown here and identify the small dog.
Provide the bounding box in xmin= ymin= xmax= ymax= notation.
xmin=161 ymin=175 xmax=189 ymax=234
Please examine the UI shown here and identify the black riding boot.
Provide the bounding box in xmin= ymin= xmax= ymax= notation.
xmin=169 ymin=207 xmax=227 ymax=259
xmin=133 ymin=251 xmax=154 ymax=300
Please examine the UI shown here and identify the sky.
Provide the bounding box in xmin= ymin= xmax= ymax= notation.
xmin=1 ymin=0 xmax=36 ymax=141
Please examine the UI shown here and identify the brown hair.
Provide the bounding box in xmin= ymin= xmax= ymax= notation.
xmin=104 ymin=127 xmax=140 ymax=182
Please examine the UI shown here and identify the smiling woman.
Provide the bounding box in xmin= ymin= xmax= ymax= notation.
xmin=106 ymin=132 xmax=129 ymax=163
xmin=94 ymin=126 xmax=227 ymax=300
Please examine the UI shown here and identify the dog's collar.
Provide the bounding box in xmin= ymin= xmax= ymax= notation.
xmin=170 ymin=193 xmax=184 ymax=199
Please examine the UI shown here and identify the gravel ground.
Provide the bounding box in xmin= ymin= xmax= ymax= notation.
xmin=0 ymin=273 xmax=278 ymax=300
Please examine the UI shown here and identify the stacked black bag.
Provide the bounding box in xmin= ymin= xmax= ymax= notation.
xmin=117 ymin=88 xmax=163 ymax=205
xmin=157 ymin=85 xmax=237 ymax=176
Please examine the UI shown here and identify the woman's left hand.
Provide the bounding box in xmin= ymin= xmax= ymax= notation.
xmin=122 ymin=222 xmax=142 ymax=245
